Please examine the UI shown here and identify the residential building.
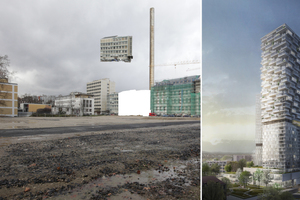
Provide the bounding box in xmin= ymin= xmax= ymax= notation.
xmin=0 ymin=78 xmax=18 ymax=117
xmin=150 ymin=75 xmax=200 ymax=116
xmin=53 ymin=92 xmax=94 ymax=116
xmin=202 ymin=176 xmax=227 ymax=199
xmin=259 ymin=24 xmax=300 ymax=171
xmin=232 ymin=155 xmax=252 ymax=162
xmin=86 ymin=78 xmax=115 ymax=114
xmin=107 ymin=92 xmax=118 ymax=114
xmin=255 ymin=94 xmax=263 ymax=166
xmin=206 ymin=160 xmax=229 ymax=173
xmin=100 ymin=35 xmax=133 ymax=62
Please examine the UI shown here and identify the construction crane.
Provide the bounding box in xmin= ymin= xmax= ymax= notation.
xmin=154 ymin=60 xmax=200 ymax=67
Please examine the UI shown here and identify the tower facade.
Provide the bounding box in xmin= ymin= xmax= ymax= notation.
xmin=260 ymin=24 xmax=300 ymax=171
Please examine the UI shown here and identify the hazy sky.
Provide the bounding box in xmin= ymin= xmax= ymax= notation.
xmin=203 ymin=0 xmax=300 ymax=151
xmin=0 ymin=0 xmax=201 ymax=96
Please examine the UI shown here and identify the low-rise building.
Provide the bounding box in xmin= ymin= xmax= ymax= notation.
xmin=0 ymin=78 xmax=18 ymax=117
xmin=107 ymin=92 xmax=118 ymax=114
xmin=52 ymin=92 xmax=94 ymax=116
xmin=20 ymin=103 xmax=52 ymax=113
xmin=206 ymin=160 xmax=229 ymax=173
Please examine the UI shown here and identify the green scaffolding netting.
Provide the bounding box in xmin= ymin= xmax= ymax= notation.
xmin=150 ymin=82 xmax=200 ymax=115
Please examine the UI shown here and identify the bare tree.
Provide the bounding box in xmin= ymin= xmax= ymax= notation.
xmin=0 ymin=55 xmax=12 ymax=109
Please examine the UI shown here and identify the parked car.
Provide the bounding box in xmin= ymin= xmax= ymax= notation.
xmin=183 ymin=114 xmax=191 ymax=117
xmin=162 ymin=114 xmax=169 ymax=117
xmin=169 ymin=114 xmax=175 ymax=117
xmin=149 ymin=113 xmax=156 ymax=116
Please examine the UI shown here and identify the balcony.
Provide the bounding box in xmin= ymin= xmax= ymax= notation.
xmin=274 ymin=34 xmax=282 ymax=41
xmin=269 ymin=92 xmax=277 ymax=97
xmin=276 ymin=25 xmax=286 ymax=33
xmin=274 ymin=68 xmax=282 ymax=74
xmin=281 ymin=77 xmax=290 ymax=82
xmin=266 ymin=107 xmax=272 ymax=112
xmin=265 ymin=44 xmax=273 ymax=50
xmin=269 ymin=59 xmax=277 ymax=65
xmin=267 ymin=68 xmax=275 ymax=73
xmin=273 ymin=76 xmax=281 ymax=81
xmin=276 ymin=59 xmax=287 ymax=66
xmin=265 ymin=75 xmax=272 ymax=81
xmin=278 ymin=84 xmax=288 ymax=90
xmin=271 ymin=84 xmax=279 ymax=89
xmin=273 ymin=41 xmax=286 ymax=49
xmin=275 ymin=101 xmax=283 ymax=106
xmin=277 ymin=92 xmax=287 ymax=98
xmin=263 ymin=83 xmax=271 ymax=88
xmin=262 ymin=98 xmax=268 ymax=103
xmin=267 ymin=99 xmax=275 ymax=104
xmin=263 ymin=51 xmax=271 ymax=58
xmin=261 ymin=74 xmax=266 ymax=80
xmin=278 ymin=51 xmax=288 ymax=58
xmin=262 ymin=59 xmax=269 ymax=65
xmin=261 ymin=67 xmax=268 ymax=73
xmin=271 ymin=52 xmax=278 ymax=58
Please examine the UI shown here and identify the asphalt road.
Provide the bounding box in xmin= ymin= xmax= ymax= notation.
xmin=0 ymin=120 xmax=200 ymax=137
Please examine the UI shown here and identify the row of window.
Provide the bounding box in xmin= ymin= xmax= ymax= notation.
xmin=101 ymin=46 xmax=128 ymax=50
xmin=101 ymin=41 xmax=128 ymax=46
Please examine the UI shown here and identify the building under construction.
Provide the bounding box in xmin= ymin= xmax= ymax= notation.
xmin=150 ymin=75 xmax=200 ymax=116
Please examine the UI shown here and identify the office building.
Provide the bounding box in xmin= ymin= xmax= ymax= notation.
xmin=107 ymin=92 xmax=118 ymax=115
xmin=100 ymin=35 xmax=133 ymax=62
xmin=0 ymin=78 xmax=18 ymax=117
xmin=150 ymin=75 xmax=200 ymax=116
xmin=53 ymin=92 xmax=94 ymax=116
xmin=86 ymin=78 xmax=115 ymax=114
xmin=260 ymin=24 xmax=300 ymax=171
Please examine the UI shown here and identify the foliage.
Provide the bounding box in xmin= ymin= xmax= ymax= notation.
xmin=211 ymin=163 xmax=221 ymax=175
xmin=238 ymin=159 xmax=247 ymax=170
xmin=254 ymin=168 xmax=263 ymax=188
xmin=221 ymin=177 xmax=232 ymax=190
xmin=224 ymin=164 xmax=232 ymax=172
xmin=258 ymin=186 xmax=294 ymax=200
xmin=236 ymin=168 xmax=242 ymax=181
xmin=262 ymin=170 xmax=272 ymax=187
xmin=238 ymin=171 xmax=251 ymax=187
xmin=202 ymin=163 xmax=210 ymax=176
xmin=0 ymin=55 xmax=11 ymax=79
xmin=246 ymin=161 xmax=254 ymax=167
xmin=228 ymin=161 xmax=239 ymax=172
xmin=202 ymin=180 xmax=225 ymax=200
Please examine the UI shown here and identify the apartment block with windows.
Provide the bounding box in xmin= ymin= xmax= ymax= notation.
xmin=0 ymin=78 xmax=18 ymax=117
xmin=260 ymin=24 xmax=300 ymax=171
xmin=107 ymin=92 xmax=118 ymax=115
xmin=100 ymin=35 xmax=133 ymax=62
xmin=86 ymin=78 xmax=115 ymax=114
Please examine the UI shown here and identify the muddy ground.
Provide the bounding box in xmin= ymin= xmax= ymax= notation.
xmin=0 ymin=124 xmax=200 ymax=200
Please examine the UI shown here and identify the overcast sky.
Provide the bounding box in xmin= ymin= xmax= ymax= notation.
xmin=0 ymin=0 xmax=200 ymax=96
xmin=203 ymin=0 xmax=300 ymax=152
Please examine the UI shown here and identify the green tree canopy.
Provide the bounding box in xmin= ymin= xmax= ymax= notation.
xmin=202 ymin=180 xmax=225 ymax=200
xmin=224 ymin=164 xmax=232 ymax=172
xmin=202 ymin=163 xmax=210 ymax=176
xmin=238 ymin=171 xmax=251 ymax=187
xmin=262 ymin=170 xmax=272 ymax=187
xmin=246 ymin=161 xmax=254 ymax=167
xmin=254 ymin=168 xmax=263 ymax=188
xmin=237 ymin=159 xmax=247 ymax=170
xmin=221 ymin=177 xmax=232 ymax=190
xmin=211 ymin=163 xmax=221 ymax=175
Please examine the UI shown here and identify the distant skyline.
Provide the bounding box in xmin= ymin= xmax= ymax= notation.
xmin=0 ymin=0 xmax=201 ymax=96
xmin=203 ymin=0 xmax=300 ymax=152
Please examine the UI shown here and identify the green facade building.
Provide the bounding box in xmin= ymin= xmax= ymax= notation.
xmin=150 ymin=75 xmax=200 ymax=116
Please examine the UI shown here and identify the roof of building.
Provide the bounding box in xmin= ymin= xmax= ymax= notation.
xmin=202 ymin=176 xmax=225 ymax=185
xmin=153 ymin=75 xmax=200 ymax=87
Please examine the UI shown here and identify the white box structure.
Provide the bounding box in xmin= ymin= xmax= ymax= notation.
xmin=118 ymin=90 xmax=150 ymax=116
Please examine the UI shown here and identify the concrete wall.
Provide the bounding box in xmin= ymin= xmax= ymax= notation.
xmin=0 ymin=82 xmax=18 ymax=117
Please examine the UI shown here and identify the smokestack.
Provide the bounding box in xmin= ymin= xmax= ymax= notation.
xmin=149 ymin=7 xmax=154 ymax=90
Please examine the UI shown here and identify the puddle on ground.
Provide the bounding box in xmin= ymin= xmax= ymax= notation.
xmin=56 ymin=159 xmax=199 ymax=200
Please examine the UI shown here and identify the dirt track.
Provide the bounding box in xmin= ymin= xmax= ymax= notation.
xmin=0 ymin=118 xmax=200 ymax=200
